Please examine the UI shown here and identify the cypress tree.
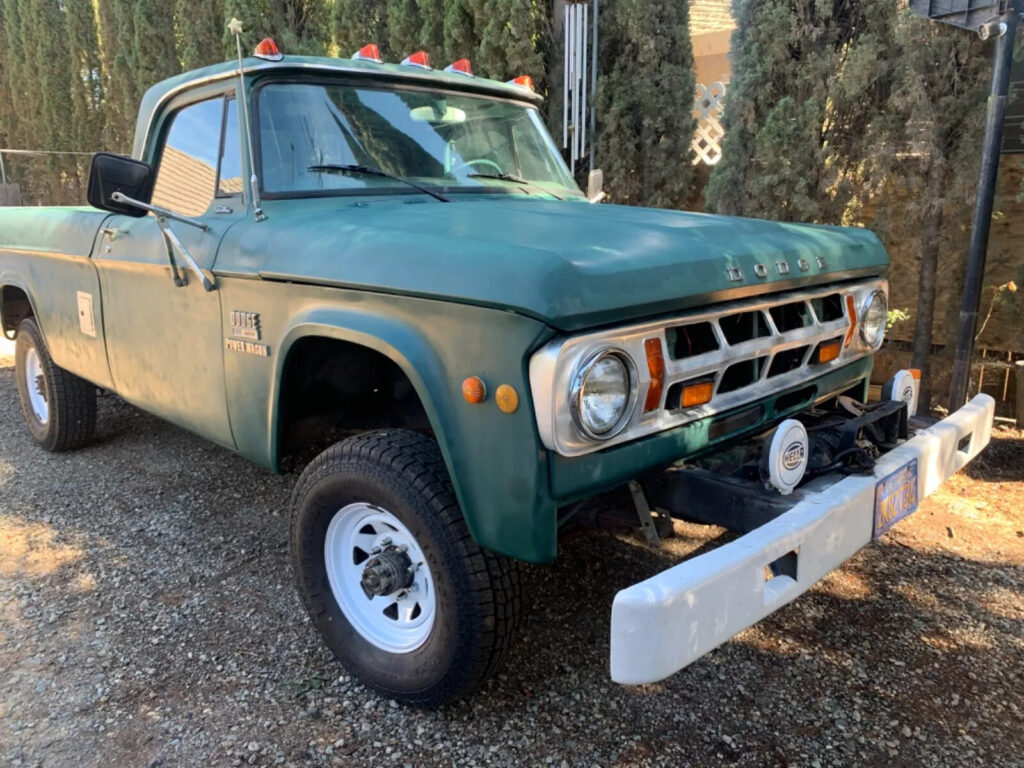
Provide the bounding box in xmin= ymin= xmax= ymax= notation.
xmin=110 ymin=0 xmax=140 ymax=147
xmin=332 ymin=0 xmax=389 ymax=58
xmin=134 ymin=0 xmax=179 ymax=90
xmin=65 ymin=0 xmax=105 ymax=192
xmin=442 ymin=0 xmax=478 ymax=62
xmin=705 ymin=0 xmax=902 ymax=222
xmin=417 ymin=0 xmax=446 ymax=56
xmin=176 ymin=0 xmax=227 ymax=70
xmin=595 ymin=0 xmax=696 ymax=208
xmin=385 ymin=0 xmax=422 ymax=57
xmin=882 ymin=11 xmax=989 ymax=405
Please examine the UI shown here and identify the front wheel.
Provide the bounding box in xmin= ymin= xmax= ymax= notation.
xmin=290 ymin=429 xmax=521 ymax=707
xmin=14 ymin=317 xmax=96 ymax=452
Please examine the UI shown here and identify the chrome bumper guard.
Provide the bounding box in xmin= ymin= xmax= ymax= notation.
xmin=609 ymin=394 xmax=996 ymax=685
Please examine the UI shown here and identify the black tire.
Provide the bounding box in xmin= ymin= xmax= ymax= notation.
xmin=14 ymin=317 xmax=96 ymax=452
xmin=290 ymin=429 xmax=521 ymax=707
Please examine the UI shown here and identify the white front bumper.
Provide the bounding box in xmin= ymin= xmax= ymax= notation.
xmin=609 ymin=394 xmax=996 ymax=685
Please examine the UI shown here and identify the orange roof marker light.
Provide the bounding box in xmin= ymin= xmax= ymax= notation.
xmin=253 ymin=37 xmax=283 ymax=61
xmin=507 ymin=75 xmax=534 ymax=91
xmin=445 ymin=58 xmax=474 ymax=76
xmin=401 ymin=51 xmax=431 ymax=69
xmin=351 ymin=44 xmax=383 ymax=63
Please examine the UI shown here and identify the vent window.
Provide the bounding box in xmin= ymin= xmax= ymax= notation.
xmin=769 ymin=302 xmax=813 ymax=332
xmin=719 ymin=356 xmax=768 ymax=394
xmin=767 ymin=346 xmax=810 ymax=378
xmin=666 ymin=322 xmax=719 ymax=359
xmin=719 ymin=311 xmax=771 ymax=345
xmin=810 ymin=294 xmax=844 ymax=323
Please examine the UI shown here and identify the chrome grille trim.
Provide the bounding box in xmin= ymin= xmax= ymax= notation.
xmin=530 ymin=278 xmax=887 ymax=457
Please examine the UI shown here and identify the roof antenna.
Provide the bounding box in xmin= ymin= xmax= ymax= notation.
xmin=227 ymin=17 xmax=266 ymax=222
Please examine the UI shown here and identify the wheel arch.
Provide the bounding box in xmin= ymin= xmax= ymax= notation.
xmin=1 ymin=282 xmax=38 ymax=338
xmin=270 ymin=309 xmax=459 ymax=496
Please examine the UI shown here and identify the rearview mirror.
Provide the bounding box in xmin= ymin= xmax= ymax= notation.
xmin=587 ymin=169 xmax=605 ymax=203
xmin=87 ymin=152 xmax=154 ymax=217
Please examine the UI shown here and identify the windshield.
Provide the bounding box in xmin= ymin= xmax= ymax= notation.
xmin=256 ymin=82 xmax=581 ymax=198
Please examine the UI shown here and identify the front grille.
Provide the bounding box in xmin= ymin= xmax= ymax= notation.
xmin=652 ymin=290 xmax=854 ymax=410
xmin=529 ymin=277 xmax=885 ymax=458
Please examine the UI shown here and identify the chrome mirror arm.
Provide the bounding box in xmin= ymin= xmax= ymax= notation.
xmin=110 ymin=191 xmax=210 ymax=231
xmin=159 ymin=217 xmax=216 ymax=292
xmin=108 ymin=192 xmax=216 ymax=292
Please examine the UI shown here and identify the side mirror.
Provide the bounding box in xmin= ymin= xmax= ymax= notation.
xmin=587 ymin=168 xmax=605 ymax=203
xmin=87 ymin=152 xmax=154 ymax=217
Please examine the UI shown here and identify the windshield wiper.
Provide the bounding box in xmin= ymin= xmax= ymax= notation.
xmin=306 ymin=164 xmax=451 ymax=203
xmin=467 ymin=173 xmax=563 ymax=201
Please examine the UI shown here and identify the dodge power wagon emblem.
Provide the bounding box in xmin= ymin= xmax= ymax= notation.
xmin=230 ymin=310 xmax=261 ymax=340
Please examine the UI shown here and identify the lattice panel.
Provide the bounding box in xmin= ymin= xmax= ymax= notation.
xmin=693 ymin=82 xmax=727 ymax=166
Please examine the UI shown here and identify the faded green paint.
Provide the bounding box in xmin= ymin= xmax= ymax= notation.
xmin=0 ymin=57 xmax=890 ymax=564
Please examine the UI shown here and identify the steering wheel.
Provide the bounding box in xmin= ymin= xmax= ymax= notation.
xmin=452 ymin=158 xmax=505 ymax=176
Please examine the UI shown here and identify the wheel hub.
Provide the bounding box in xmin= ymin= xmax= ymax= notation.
xmin=324 ymin=503 xmax=436 ymax=653
xmin=360 ymin=545 xmax=414 ymax=598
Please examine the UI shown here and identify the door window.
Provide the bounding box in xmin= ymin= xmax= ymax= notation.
xmin=152 ymin=96 xmax=240 ymax=216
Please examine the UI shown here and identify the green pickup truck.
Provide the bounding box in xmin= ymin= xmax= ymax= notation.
xmin=0 ymin=42 xmax=995 ymax=707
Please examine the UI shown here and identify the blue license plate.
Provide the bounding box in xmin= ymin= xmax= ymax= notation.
xmin=873 ymin=459 xmax=919 ymax=539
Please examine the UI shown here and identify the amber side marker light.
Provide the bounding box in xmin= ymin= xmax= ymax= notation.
xmin=844 ymin=295 xmax=858 ymax=347
xmin=643 ymin=338 xmax=666 ymax=412
xmin=815 ymin=340 xmax=842 ymax=364
xmin=680 ymin=380 xmax=714 ymax=408
xmin=462 ymin=376 xmax=486 ymax=404
xmin=909 ymin=368 xmax=921 ymax=380
xmin=495 ymin=385 xmax=519 ymax=414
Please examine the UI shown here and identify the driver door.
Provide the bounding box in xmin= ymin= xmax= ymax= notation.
xmin=94 ymin=93 xmax=245 ymax=448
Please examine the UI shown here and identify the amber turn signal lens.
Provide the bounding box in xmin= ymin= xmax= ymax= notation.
xmin=680 ymin=380 xmax=714 ymax=408
xmin=643 ymin=338 xmax=666 ymax=412
xmin=816 ymin=340 xmax=841 ymax=364
xmin=844 ymin=295 xmax=857 ymax=347
xmin=462 ymin=376 xmax=486 ymax=404
xmin=495 ymin=384 xmax=519 ymax=413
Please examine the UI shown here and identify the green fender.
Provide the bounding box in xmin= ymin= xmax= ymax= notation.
xmin=258 ymin=294 xmax=559 ymax=564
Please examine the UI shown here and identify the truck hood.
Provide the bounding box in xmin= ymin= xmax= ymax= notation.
xmin=225 ymin=197 xmax=889 ymax=331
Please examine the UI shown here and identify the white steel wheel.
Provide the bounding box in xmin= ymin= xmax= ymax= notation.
xmin=324 ymin=502 xmax=436 ymax=654
xmin=23 ymin=346 xmax=48 ymax=424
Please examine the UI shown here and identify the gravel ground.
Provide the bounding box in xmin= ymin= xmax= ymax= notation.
xmin=1 ymin=341 xmax=1022 ymax=768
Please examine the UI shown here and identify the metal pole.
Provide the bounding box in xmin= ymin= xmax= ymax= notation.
xmin=589 ymin=0 xmax=599 ymax=172
xmin=565 ymin=3 xmax=573 ymax=150
xmin=948 ymin=0 xmax=1020 ymax=411
xmin=0 ymin=151 xmax=6 ymax=185
xmin=1016 ymin=360 xmax=1024 ymax=428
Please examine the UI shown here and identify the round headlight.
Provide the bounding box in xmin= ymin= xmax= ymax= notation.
xmin=571 ymin=350 xmax=636 ymax=439
xmin=860 ymin=290 xmax=887 ymax=348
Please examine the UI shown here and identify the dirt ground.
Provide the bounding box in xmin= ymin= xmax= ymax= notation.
xmin=0 ymin=342 xmax=1022 ymax=768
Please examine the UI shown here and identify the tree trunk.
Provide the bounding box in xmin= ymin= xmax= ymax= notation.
xmin=910 ymin=154 xmax=947 ymax=411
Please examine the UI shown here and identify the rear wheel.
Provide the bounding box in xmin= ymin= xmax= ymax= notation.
xmin=14 ymin=317 xmax=96 ymax=451
xmin=290 ymin=429 xmax=521 ymax=707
